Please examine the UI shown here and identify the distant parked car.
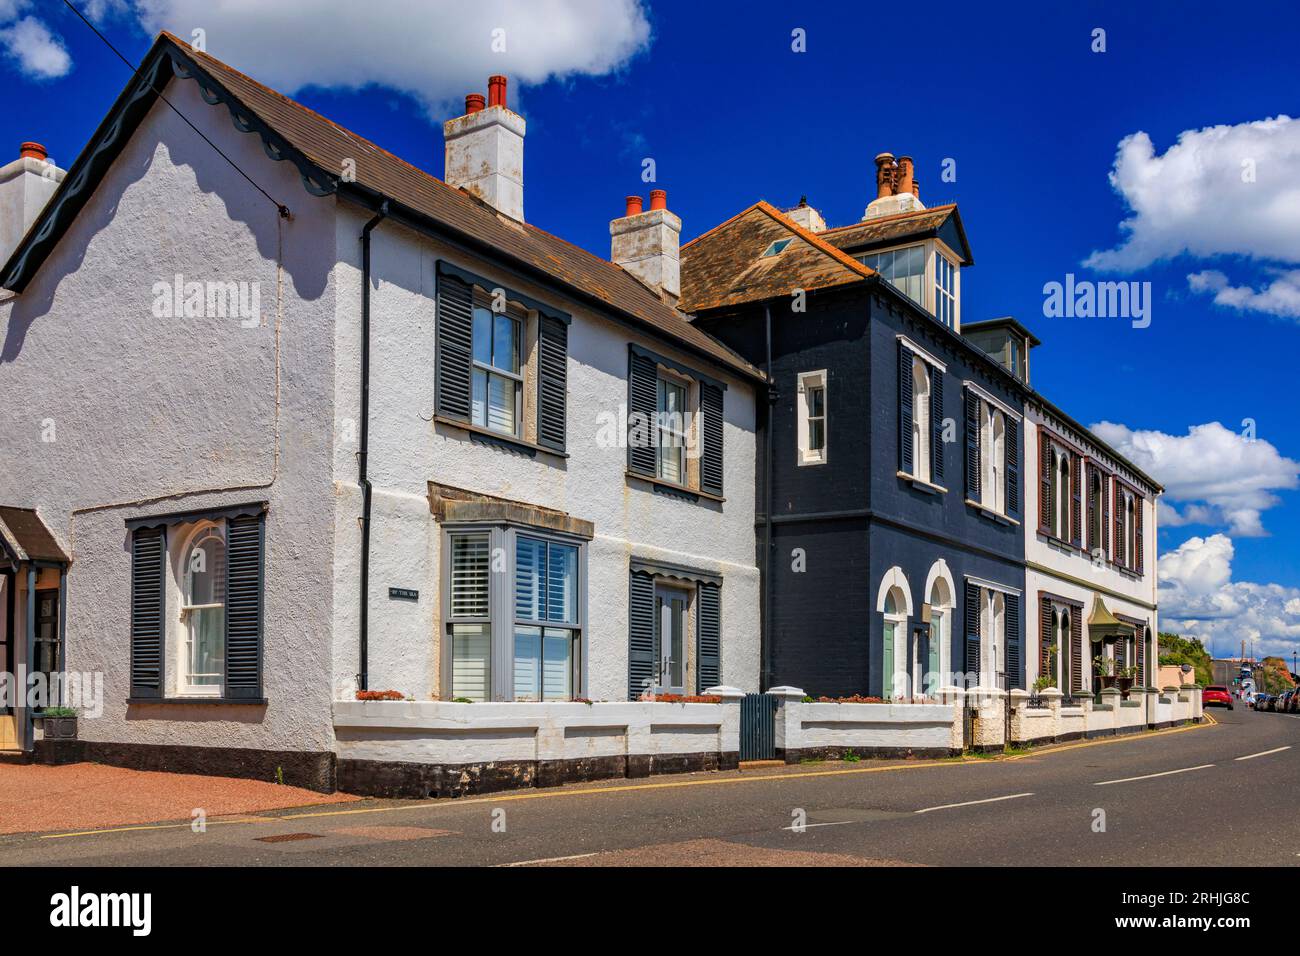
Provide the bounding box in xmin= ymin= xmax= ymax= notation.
xmin=1286 ymin=690 xmax=1300 ymax=713
xmin=1275 ymin=691 xmax=1290 ymax=712
xmin=1264 ymin=694 xmax=1279 ymax=712
xmin=1252 ymin=693 xmax=1272 ymax=711
xmin=1203 ymin=686 xmax=1234 ymax=709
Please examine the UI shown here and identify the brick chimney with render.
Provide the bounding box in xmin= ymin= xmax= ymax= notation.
xmin=444 ymin=75 xmax=525 ymax=221
xmin=611 ymin=189 xmax=681 ymax=303
xmin=0 ymin=142 xmax=65 ymax=270
xmin=863 ymin=151 xmax=925 ymax=220
xmin=784 ymin=195 xmax=826 ymax=234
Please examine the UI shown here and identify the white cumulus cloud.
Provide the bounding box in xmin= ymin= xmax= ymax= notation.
xmin=1091 ymin=420 xmax=1300 ymax=537
xmin=1187 ymin=268 xmax=1300 ymax=319
xmin=129 ymin=0 xmax=653 ymax=118
xmin=1084 ymin=115 xmax=1300 ymax=272
xmin=1159 ymin=534 xmax=1300 ymax=658
xmin=0 ymin=14 xmax=72 ymax=79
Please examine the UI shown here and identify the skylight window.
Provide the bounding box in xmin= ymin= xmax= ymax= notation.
xmin=762 ymin=238 xmax=793 ymax=257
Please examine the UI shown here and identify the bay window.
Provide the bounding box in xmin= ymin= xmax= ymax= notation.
xmin=445 ymin=526 xmax=585 ymax=702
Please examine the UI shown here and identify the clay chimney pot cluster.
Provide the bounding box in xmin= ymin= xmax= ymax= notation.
xmin=20 ymin=142 xmax=47 ymax=161
xmin=873 ymin=151 xmax=923 ymax=199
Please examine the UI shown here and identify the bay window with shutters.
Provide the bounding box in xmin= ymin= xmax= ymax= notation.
xmin=897 ymin=338 xmax=945 ymax=490
xmin=962 ymin=383 xmax=1021 ymax=522
xmin=442 ymin=524 xmax=587 ymax=702
xmin=434 ymin=261 xmax=569 ymax=454
xmin=626 ymin=344 xmax=725 ymax=499
xmin=128 ymin=504 xmax=265 ymax=702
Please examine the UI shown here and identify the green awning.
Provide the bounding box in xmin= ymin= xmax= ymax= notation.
xmin=1087 ymin=595 xmax=1135 ymax=642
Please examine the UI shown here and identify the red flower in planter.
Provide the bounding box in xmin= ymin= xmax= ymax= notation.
xmin=355 ymin=689 xmax=404 ymax=701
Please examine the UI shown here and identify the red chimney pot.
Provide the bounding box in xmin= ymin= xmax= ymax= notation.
xmin=465 ymin=93 xmax=485 ymax=114
xmin=648 ymin=189 xmax=667 ymax=211
xmin=487 ymin=75 xmax=508 ymax=108
xmin=624 ymin=195 xmax=644 ymax=217
xmin=20 ymin=142 xmax=47 ymax=161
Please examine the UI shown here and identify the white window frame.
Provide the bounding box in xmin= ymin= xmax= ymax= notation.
xmin=176 ymin=520 xmax=226 ymax=698
xmin=796 ymin=370 xmax=828 ymax=465
xmin=912 ymin=357 xmax=931 ymax=482
xmin=655 ymin=370 xmax=693 ymax=486
xmin=471 ymin=297 xmax=524 ymax=438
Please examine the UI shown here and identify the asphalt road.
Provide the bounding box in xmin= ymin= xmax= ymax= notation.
xmin=4 ymin=705 xmax=1296 ymax=867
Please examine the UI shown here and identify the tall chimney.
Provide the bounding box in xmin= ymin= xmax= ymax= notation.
xmin=444 ymin=75 xmax=525 ymax=221
xmin=0 ymin=142 xmax=64 ymax=272
xmin=864 ymin=149 xmax=925 ymax=221
xmin=611 ymin=191 xmax=681 ymax=303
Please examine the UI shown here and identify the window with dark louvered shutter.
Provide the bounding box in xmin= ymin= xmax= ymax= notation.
xmin=435 ymin=271 xmax=473 ymax=422
xmin=964 ymin=388 xmax=980 ymax=500
xmin=699 ymin=382 xmax=724 ymax=497
xmin=1039 ymin=596 xmax=1053 ymax=683
xmin=898 ymin=343 xmax=913 ymax=475
xmin=1069 ymin=608 xmax=1083 ymax=695
xmin=930 ymin=368 xmax=944 ymax=482
xmin=1070 ymin=452 xmax=1083 ymax=547
xmin=1039 ymin=429 xmax=1053 ymax=535
xmin=628 ymin=570 xmax=656 ymax=699
xmin=696 ymin=582 xmax=721 ymax=691
xmin=1134 ymin=493 xmax=1144 ymax=573
xmin=1136 ymin=623 xmax=1147 ymax=685
xmin=627 ymin=350 xmax=657 ymax=477
xmin=536 ymin=316 xmax=568 ymax=452
xmin=224 ymin=514 xmax=264 ymax=699
xmin=1005 ymin=592 xmax=1022 ymax=689
xmin=964 ymin=580 xmax=981 ymax=688
xmin=130 ymin=527 xmax=166 ymax=698
xmin=1101 ymin=472 xmax=1111 ymax=560
xmin=1006 ymin=418 xmax=1020 ymax=517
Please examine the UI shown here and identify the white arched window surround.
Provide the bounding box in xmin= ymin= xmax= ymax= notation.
xmin=877 ymin=567 xmax=913 ymax=699
xmin=1055 ymin=447 xmax=1071 ymax=539
xmin=980 ymin=590 xmax=1005 ymax=688
xmin=176 ymin=520 xmax=227 ymax=697
xmin=982 ymin=406 xmax=1005 ymax=513
xmin=1054 ymin=606 xmax=1072 ymax=691
xmin=923 ymin=560 xmax=956 ymax=693
xmin=1125 ymin=493 xmax=1137 ymax=568
xmin=912 ymin=357 xmax=930 ymax=482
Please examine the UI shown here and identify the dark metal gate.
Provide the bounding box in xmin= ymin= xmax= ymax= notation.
xmin=740 ymin=692 xmax=778 ymax=761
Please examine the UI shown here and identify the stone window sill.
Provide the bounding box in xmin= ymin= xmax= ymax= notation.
xmin=625 ymin=470 xmax=725 ymax=504
xmin=964 ymin=498 xmax=1020 ymax=526
xmin=897 ymin=471 xmax=947 ymax=495
xmin=126 ymin=697 xmax=268 ymax=706
xmin=433 ymin=415 xmax=568 ymax=459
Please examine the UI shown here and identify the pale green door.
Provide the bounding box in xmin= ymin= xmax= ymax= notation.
xmin=882 ymin=621 xmax=896 ymax=698
xmin=928 ymin=614 xmax=942 ymax=694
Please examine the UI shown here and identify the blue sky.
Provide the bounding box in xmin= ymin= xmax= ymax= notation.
xmin=4 ymin=0 xmax=1299 ymax=658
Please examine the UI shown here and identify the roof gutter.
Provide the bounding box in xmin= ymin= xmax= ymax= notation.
xmin=357 ymin=200 xmax=389 ymax=691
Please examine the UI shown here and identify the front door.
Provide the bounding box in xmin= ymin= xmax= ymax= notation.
xmin=34 ymin=589 xmax=59 ymax=706
xmin=882 ymin=621 xmax=896 ymax=698
xmin=655 ymin=587 xmax=687 ymax=695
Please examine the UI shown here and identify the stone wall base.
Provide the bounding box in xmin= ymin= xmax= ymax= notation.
xmin=33 ymin=739 xmax=337 ymax=792
xmin=337 ymin=750 xmax=739 ymax=800
xmin=778 ymin=745 xmax=959 ymax=763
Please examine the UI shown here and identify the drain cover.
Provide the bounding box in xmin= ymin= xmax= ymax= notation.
xmin=255 ymin=832 xmax=322 ymax=843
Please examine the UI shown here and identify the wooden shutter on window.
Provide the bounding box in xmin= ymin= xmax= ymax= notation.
xmin=1101 ymin=472 xmax=1111 ymax=560
xmin=1086 ymin=465 xmax=1097 ymax=551
xmin=627 ymin=350 xmax=657 ymax=477
xmin=129 ymin=527 xmax=166 ymax=698
xmin=628 ymin=570 xmax=657 ymax=700
xmin=964 ymin=580 xmax=981 ymax=685
xmin=1070 ymin=607 xmax=1083 ymax=695
xmin=696 ymin=582 xmax=721 ymax=691
xmin=1134 ymin=494 xmax=1144 ymax=573
xmin=536 ymin=316 xmax=568 ymax=452
xmin=1005 ymin=592 xmax=1022 ymax=689
xmin=930 ymin=367 xmax=944 ymax=482
xmin=1006 ymin=418 xmax=1021 ymax=517
xmin=1070 ymin=452 xmax=1083 ymax=547
xmin=1136 ymin=623 xmax=1147 ymax=685
xmin=1112 ymin=478 xmax=1125 ymax=566
xmin=435 ymin=271 xmax=473 ymax=422
xmin=964 ymin=388 xmax=980 ymax=500
xmin=898 ymin=344 xmax=913 ymax=475
xmin=1039 ymin=595 xmax=1053 ymax=680
xmin=224 ymin=515 xmax=265 ymax=699
xmin=699 ymin=382 xmax=725 ymax=497
xmin=1039 ymin=429 xmax=1053 ymax=534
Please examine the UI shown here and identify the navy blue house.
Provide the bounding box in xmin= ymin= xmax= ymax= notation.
xmin=680 ymin=172 xmax=1030 ymax=699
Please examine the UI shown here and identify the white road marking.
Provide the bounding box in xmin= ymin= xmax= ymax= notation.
xmin=498 ymin=852 xmax=598 ymax=867
xmin=1234 ymin=746 xmax=1291 ymax=761
xmin=1094 ymin=764 xmax=1214 ymax=786
xmin=914 ymin=792 xmax=1034 ymax=814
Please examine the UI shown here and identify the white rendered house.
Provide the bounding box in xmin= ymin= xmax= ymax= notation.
xmin=0 ymin=33 xmax=761 ymax=792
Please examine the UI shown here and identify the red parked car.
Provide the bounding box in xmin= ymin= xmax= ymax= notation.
xmin=1202 ymin=685 xmax=1234 ymax=709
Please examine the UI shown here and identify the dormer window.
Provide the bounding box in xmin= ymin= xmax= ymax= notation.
xmin=857 ymin=241 xmax=961 ymax=330
xmin=934 ymin=251 xmax=957 ymax=329
xmin=860 ymin=244 xmax=925 ymax=304
xmin=762 ymin=238 xmax=793 ymax=257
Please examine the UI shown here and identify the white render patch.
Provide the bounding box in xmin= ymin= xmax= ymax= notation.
xmin=863 ymin=190 xmax=925 ymax=221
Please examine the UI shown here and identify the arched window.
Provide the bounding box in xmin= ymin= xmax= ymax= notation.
xmin=182 ymin=526 xmax=226 ymax=695
xmin=882 ymin=586 xmax=909 ymax=699
xmin=1055 ymin=449 xmax=1071 ymax=539
xmin=1126 ymin=494 xmax=1137 ymax=569
xmin=990 ymin=410 xmax=1005 ymax=514
xmin=981 ymin=590 xmax=1005 ymax=687
xmin=926 ymin=575 xmax=953 ymax=694
xmin=912 ymin=357 xmax=930 ymax=482
xmin=1054 ymin=606 xmax=1072 ymax=692
xmin=1088 ymin=470 xmax=1103 ymax=553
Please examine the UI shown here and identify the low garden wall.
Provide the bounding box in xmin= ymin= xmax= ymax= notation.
xmin=770 ymin=686 xmax=963 ymax=760
xmin=333 ymin=688 xmax=742 ymax=798
xmin=1007 ymin=686 xmax=1203 ymax=745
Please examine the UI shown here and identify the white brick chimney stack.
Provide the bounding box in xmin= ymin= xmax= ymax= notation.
xmin=611 ymin=190 xmax=681 ymax=303
xmin=785 ymin=196 xmax=826 ymax=233
xmin=443 ymin=75 xmax=525 ymax=221
xmin=0 ymin=142 xmax=64 ymax=271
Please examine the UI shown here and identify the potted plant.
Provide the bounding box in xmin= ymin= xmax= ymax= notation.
xmin=1117 ymin=664 xmax=1138 ymax=699
xmin=41 ymin=706 xmax=78 ymax=739
xmin=1093 ymin=654 xmax=1117 ymax=691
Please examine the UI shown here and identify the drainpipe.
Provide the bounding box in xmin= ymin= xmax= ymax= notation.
xmin=357 ymin=201 xmax=390 ymax=691
xmin=762 ymin=303 xmax=775 ymax=691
